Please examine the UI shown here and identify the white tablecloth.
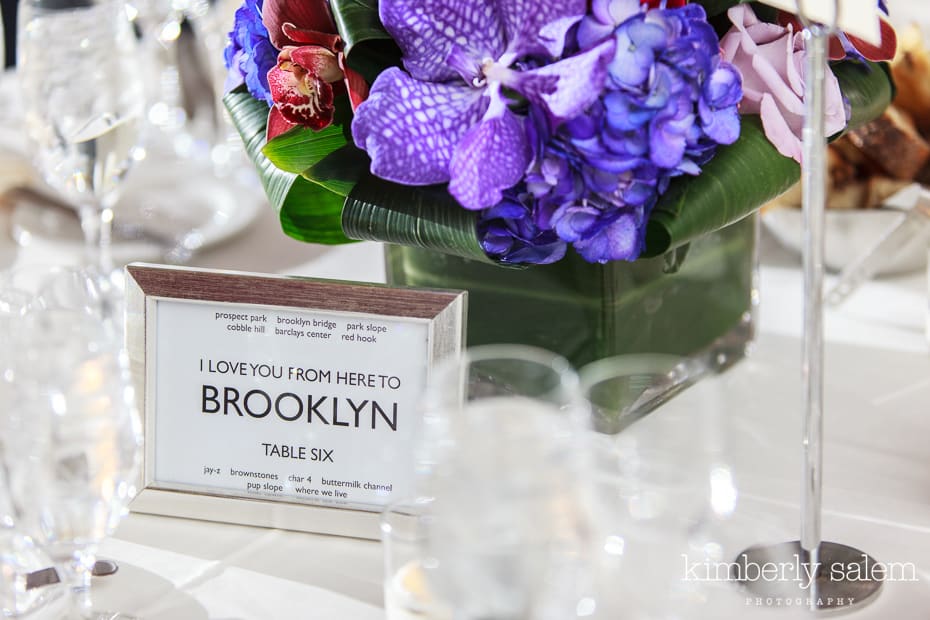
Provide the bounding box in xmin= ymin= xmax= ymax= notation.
xmin=92 ymin=338 xmax=930 ymax=620
xmin=48 ymin=198 xmax=917 ymax=619
xmin=2 ymin=150 xmax=927 ymax=617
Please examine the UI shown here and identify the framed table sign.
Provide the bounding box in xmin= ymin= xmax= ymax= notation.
xmin=125 ymin=264 xmax=466 ymax=539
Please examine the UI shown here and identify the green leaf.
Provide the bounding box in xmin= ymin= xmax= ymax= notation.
xmin=344 ymin=39 xmax=403 ymax=86
xmin=748 ymin=2 xmax=779 ymax=22
xmin=261 ymin=94 xmax=356 ymax=176
xmin=305 ymin=143 xmax=371 ymax=197
xmin=832 ymin=61 xmax=896 ymax=132
xmin=223 ymin=87 xmax=353 ymax=245
xmin=262 ymin=123 xmax=349 ymax=175
xmin=329 ymin=0 xmax=402 ymax=84
xmin=699 ymin=0 xmax=747 ymax=17
xmin=279 ymin=179 xmax=352 ymax=244
xmin=643 ymin=58 xmax=894 ymax=257
xmin=643 ymin=117 xmax=800 ymax=257
xmin=329 ymin=0 xmax=390 ymax=52
xmin=342 ymin=174 xmax=497 ymax=264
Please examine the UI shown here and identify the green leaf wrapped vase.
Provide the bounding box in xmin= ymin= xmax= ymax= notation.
xmin=223 ymin=0 xmax=895 ymax=367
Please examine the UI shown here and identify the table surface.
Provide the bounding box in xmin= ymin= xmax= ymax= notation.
xmin=0 ymin=167 xmax=925 ymax=617
xmin=43 ymin=190 xmax=915 ymax=619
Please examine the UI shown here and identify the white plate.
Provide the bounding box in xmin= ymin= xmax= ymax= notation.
xmin=762 ymin=189 xmax=929 ymax=276
xmin=0 ymin=69 xmax=263 ymax=265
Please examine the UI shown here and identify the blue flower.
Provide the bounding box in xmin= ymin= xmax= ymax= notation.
xmin=224 ymin=0 xmax=277 ymax=106
xmin=526 ymin=4 xmax=742 ymax=264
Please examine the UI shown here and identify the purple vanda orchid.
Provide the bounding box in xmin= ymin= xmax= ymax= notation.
xmin=351 ymin=0 xmax=616 ymax=211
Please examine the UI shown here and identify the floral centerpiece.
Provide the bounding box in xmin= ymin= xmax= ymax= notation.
xmin=224 ymin=0 xmax=895 ymax=366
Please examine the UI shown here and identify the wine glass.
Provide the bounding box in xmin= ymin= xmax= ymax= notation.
xmin=185 ymin=0 xmax=255 ymax=177
xmin=0 ymin=267 xmax=141 ymax=619
xmin=134 ymin=0 xmax=190 ymax=138
xmin=17 ymin=0 xmax=145 ymax=291
xmin=413 ymin=345 xmax=593 ymax=620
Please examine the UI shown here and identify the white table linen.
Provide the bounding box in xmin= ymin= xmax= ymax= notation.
xmin=2 ymin=179 xmax=928 ymax=618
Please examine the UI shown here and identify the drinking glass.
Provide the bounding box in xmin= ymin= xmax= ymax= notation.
xmin=414 ymin=345 xmax=593 ymax=620
xmin=380 ymin=497 xmax=453 ymax=620
xmin=579 ymin=355 xmax=744 ymax=619
xmin=0 ymin=267 xmax=142 ymax=619
xmin=0 ymin=287 xmax=61 ymax=618
xmin=17 ymin=0 xmax=145 ymax=286
xmin=134 ymin=0 xmax=190 ymax=138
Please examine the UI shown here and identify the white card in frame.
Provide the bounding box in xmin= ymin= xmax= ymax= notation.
xmin=754 ymin=0 xmax=881 ymax=43
xmin=124 ymin=263 xmax=466 ymax=540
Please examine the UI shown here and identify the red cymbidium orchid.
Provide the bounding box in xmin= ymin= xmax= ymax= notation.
xmin=777 ymin=11 xmax=897 ymax=62
xmin=262 ymin=0 xmax=369 ymax=140
xmin=639 ymin=0 xmax=688 ymax=8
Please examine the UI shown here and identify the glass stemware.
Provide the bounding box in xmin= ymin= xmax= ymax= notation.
xmin=17 ymin=0 xmax=145 ymax=289
xmin=134 ymin=0 xmax=190 ymax=139
xmin=0 ymin=267 xmax=142 ymax=619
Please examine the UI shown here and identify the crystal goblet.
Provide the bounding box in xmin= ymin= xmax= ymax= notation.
xmin=17 ymin=0 xmax=145 ymax=293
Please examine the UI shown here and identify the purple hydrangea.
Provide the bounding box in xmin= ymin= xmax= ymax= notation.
xmin=224 ymin=0 xmax=277 ymax=106
xmin=351 ymin=0 xmax=616 ymax=212
xmin=484 ymin=2 xmax=742 ymax=264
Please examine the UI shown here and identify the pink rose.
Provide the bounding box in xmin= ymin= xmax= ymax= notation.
xmin=720 ymin=4 xmax=847 ymax=163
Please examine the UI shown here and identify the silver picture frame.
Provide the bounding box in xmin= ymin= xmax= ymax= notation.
xmin=124 ymin=263 xmax=466 ymax=540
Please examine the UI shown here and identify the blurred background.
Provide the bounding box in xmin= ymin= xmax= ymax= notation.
xmin=2 ymin=0 xmax=13 ymax=69
xmin=0 ymin=0 xmax=265 ymax=272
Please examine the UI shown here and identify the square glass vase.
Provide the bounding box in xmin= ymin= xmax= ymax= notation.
xmin=385 ymin=214 xmax=758 ymax=370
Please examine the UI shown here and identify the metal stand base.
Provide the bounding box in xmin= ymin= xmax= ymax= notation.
xmin=733 ymin=541 xmax=882 ymax=612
